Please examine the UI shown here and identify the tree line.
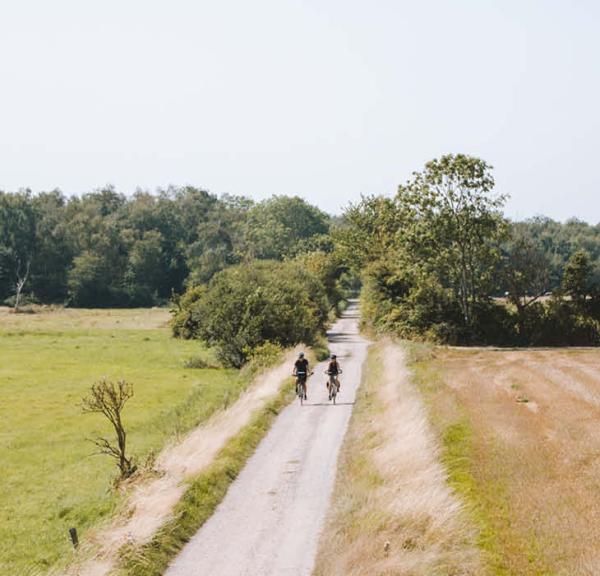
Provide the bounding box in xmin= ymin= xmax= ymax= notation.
xmin=4 ymin=158 xmax=600 ymax=357
xmin=336 ymin=154 xmax=600 ymax=346
xmin=0 ymin=187 xmax=332 ymax=308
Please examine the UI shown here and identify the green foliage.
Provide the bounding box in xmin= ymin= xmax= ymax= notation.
xmin=171 ymin=285 xmax=207 ymax=339
xmin=0 ymin=188 xmax=331 ymax=308
xmin=562 ymin=249 xmax=594 ymax=304
xmin=395 ymin=154 xmax=506 ymax=325
xmin=339 ymin=154 xmax=600 ymax=347
xmin=175 ymin=260 xmax=330 ymax=367
xmin=346 ymin=154 xmax=506 ymax=342
xmin=244 ymin=341 xmax=284 ymax=370
xmin=243 ymin=195 xmax=331 ymax=259
xmin=501 ymin=228 xmax=551 ymax=310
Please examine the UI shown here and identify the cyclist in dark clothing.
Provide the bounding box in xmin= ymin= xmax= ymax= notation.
xmin=293 ymin=352 xmax=310 ymax=400
xmin=326 ymin=354 xmax=342 ymax=393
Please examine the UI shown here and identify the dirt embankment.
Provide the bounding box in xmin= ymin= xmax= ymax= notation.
xmin=314 ymin=341 xmax=481 ymax=576
xmin=431 ymin=347 xmax=600 ymax=575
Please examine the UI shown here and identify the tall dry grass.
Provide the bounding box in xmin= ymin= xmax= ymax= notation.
xmin=314 ymin=341 xmax=481 ymax=576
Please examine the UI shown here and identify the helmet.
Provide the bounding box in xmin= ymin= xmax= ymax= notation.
xmin=331 ymin=354 xmax=337 ymax=359
xmin=299 ymin=352 xmax=305 ymax=358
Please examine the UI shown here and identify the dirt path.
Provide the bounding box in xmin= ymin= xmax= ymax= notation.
xmin=165 ymin=302 xmax=369 ymax=576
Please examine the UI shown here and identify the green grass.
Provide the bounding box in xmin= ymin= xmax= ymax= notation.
xmin=116 ymin=379 xmax=295 ymax=576
xmin=0 ymin=309 xmax=251 ymax=576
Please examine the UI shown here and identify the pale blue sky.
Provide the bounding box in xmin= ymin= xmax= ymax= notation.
xmin=0 ymin=0 xmax=598 ymax=221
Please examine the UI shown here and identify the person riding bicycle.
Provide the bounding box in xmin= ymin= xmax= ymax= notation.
xmin=293 ymin=352 xmax=310 ymax=400
xmin=326 ymin=354 xmax=342 ymax=393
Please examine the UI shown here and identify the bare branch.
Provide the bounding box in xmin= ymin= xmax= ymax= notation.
xmin=82 ymin=379 xmax=136 ymax=479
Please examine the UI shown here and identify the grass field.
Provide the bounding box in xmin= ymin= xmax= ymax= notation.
xmin=411 ymin=344 xmax=600 ymax=575
xmin=0 ymin=307 xmax=250 ymax=576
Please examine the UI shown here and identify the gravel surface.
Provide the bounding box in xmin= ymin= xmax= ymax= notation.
xmin=165 ymin=302 xmax=369 ymax=576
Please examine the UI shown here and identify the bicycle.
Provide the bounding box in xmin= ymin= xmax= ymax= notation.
xmin=295 ymin=371 xmax=313 ymax=405
xmin=325 ymin=369 xmax=342 ymax=404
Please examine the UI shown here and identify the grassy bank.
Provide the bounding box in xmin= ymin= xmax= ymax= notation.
xmin=0 ymin=308 xmax=252 ymax=576
xmin=314 ymin=341 xmax=480 ymax=575
xmin=116 ymin=378 xmax=295 ymax=576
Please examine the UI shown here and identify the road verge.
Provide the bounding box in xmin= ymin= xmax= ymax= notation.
xmin=313 ymin=340 xmax=481 ymax=575
xmin=115 ymin=376 xmax=295 ymax=575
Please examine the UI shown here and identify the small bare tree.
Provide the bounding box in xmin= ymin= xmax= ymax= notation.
xmin=14 ymin=257 xmax=31 ymax=312
xmin=82 ymin=379 xmax=137 ymax=479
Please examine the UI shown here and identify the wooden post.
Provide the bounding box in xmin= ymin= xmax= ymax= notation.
xmin=69 ymin=527 xmax=79 ymax=549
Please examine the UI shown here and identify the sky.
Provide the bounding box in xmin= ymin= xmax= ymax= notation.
xmin=0 ymin=0 xmax=599 ymax=221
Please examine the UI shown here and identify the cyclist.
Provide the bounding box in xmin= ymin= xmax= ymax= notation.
xmin=293 ymin=352 xmax=310 ymax=400
xmin=326 ymin=354 xmax=342 ymax=395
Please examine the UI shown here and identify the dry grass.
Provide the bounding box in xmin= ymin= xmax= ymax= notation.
xmin=421 ymin=346 xmax=600 ymax=576
xmin=0 ymin=305 xmax=171 ymax=330
xmin=314 ymin=341 xmax=480 ymax=576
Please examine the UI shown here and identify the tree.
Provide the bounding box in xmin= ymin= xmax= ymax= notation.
xmin=501 ymin=228 xmax=551 ymax=338
xmin=333 ymin=195 xmax=402 ymax=273
xmin=243 ymin=196 xmax=330 ymax=259
xmin=563 ymin=250 xmax=593 ymax=305
xmin=30 ymin=190 xmax=72 ymax=302
xmin=502 ymin=228 xmax=551 ymax=313
xmin=68 ymin=251 xmax=110 ymax=306
xmin=82 ymin=379 xmax=136 ymax=479
xmin=395 ymin=154 xmax=507 ymax=326
xmin=125 ymin=231 xmax=165 ymax=304
xmin=0 ymin=191 xmax=38 ymax=309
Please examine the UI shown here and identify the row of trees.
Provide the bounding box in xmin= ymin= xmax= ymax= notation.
xmin=0 ymin=187 xmax=331 ymax=308
xmin=336 ymin=154 xmax=600 ymax=345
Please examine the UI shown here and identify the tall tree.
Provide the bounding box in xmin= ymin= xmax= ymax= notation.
xmin=396 ymin=154 xmax=507 ymax=325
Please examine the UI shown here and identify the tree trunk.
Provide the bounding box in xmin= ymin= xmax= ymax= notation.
xmin=14 ymin=260 xmax=30 ymax=312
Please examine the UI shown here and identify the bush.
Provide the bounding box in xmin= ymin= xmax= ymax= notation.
xmin=471 ymin=300 xmax=517 ymax=345
xmin=173 ymin=260 xmax=330 ymax=367
xmin=534 ymin=298 xmax=600 ymax=346
xmin=244 ymin=341 xmax=284 ymax=370
xmin=183 ymin=356 xmax=218 ymax=369
xmin=171 ymin=286 xmax=206 ymax=339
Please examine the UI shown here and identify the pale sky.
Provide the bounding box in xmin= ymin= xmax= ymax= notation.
xmin=0 ymin=0 xmax=598 ymax=221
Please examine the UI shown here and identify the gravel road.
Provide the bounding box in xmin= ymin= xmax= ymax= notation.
xmin=165 ymin=302 xmax=369 ymax=576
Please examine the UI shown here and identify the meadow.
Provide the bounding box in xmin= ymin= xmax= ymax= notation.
xmin=0 ymin=307 xmax=249 ymax=576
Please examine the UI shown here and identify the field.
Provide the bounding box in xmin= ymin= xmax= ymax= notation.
xmin=0 ymin=307 xmax=249 ymax=576
xmin=413 ymin=345 xmax=600 ymax=575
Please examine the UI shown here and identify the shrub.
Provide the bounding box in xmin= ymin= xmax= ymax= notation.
xmin=174 ymin=260 xmax=330 ymax=367
xmin=244 ymin=341 xmax=284 ymax=369
xmin=183 ymin=356 xmax=216 ymax=369
xmin=171 ymin=286 xmax=206 ymax=339
xmin=471 ymin=300 xmax=517 ymax=346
